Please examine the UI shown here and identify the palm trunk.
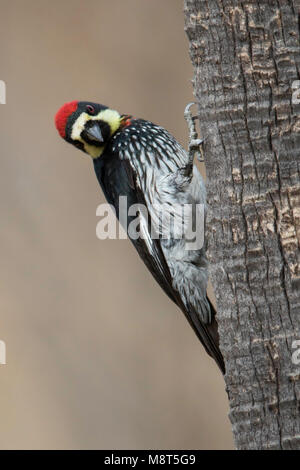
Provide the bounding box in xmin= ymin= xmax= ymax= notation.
xmin=184 ymin=0 xmax=300 ymax=450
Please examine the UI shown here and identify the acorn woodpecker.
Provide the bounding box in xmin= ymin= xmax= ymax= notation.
xmin=55 ymin=101 xmax=225 ymax=373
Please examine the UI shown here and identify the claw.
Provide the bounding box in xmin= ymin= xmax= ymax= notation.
xmin=184 ymin=102 xmax=196 ymax=117
xmin=184 ymin=102 xmax=204 ymax=163
xmin=190 ymin=138 xmax=204 ymax=147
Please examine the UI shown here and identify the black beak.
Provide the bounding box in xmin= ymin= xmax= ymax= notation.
xmin=85 ymin=121 xmax=104 ymax=143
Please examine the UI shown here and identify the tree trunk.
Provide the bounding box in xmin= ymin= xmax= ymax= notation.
xmin=184 ymin=0 xmax=300 ymax=450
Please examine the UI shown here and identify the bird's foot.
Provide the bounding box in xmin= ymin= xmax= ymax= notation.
xmin=184 ymin=102 xmax=204 ymax=163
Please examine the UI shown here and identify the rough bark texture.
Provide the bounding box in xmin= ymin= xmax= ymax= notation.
xmin=184 ymin=0 xmax=300 ymax=450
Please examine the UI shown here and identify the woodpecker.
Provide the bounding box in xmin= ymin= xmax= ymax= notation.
xmin=55 ymin=101 xmax=225 ymax=373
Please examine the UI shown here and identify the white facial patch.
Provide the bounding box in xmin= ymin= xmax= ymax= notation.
xmin=71 ymin=109 xmax=121 ymax=159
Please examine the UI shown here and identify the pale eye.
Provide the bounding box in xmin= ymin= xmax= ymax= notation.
xmin=86 ymin=105 xmax=95 ymax=115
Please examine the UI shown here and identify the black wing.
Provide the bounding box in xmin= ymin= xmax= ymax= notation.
xmin=94 ymin=154 xmax=177 ymax=304
xmin=94 ymin=152 xmax=225 ymax=374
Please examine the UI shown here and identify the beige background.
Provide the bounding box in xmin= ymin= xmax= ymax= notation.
xmin=0 ymin=0 xmax=233 ymax=449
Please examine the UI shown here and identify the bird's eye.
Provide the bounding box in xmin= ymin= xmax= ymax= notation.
xmin=86 ymin=105 xmax=95 ymax=115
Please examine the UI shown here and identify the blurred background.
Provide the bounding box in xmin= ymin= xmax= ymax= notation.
xmin=0 ymin=0 xmax=233 ymax=449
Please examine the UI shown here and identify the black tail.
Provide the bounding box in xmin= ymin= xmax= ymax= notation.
xmin=183 ymin=297 xmax=225 ymax=374
xmin=201 ymin=298 xmax=225 ymax=374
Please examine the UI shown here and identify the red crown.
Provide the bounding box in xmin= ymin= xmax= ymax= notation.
xmin=55 ymin=101 xmax=78 ymax=138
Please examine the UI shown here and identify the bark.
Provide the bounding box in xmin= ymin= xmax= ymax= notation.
xmin=184 ymin=0 xmax=300 ymax=450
